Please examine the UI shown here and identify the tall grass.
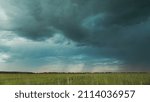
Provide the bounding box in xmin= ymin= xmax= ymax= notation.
xmin=0 ymin=73 xmax=150 ymax=85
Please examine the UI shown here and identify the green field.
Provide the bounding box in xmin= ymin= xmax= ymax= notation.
xmin=0 ymin=72 xmax=150 ymax=85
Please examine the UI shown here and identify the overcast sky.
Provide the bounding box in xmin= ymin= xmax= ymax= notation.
xmin=0 ymin=0 xmax=150 ymax=72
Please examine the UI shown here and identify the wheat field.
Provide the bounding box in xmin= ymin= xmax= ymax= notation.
xmin=0 ymin=72 xmax=150 ymax=85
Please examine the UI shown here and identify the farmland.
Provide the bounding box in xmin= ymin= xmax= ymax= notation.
xmin=0 ymin=72 xmax=150 ymax=85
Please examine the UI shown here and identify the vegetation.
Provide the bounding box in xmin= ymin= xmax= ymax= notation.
xmin=0 ymin=72 xmax=150 ymax=85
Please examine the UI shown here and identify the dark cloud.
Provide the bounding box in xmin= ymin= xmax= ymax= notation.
xmin=105 ymin=0 xmax=150 ymax=26
xmin=0 ymin=0 xmax=150 ymax=71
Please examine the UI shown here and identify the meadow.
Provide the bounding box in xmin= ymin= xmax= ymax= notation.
xmin=0 ymin=72 xmax=150 ymax=85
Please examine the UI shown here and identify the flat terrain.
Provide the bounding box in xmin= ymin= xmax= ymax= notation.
xmin=0 ymin=72 xmax=150 ymax=85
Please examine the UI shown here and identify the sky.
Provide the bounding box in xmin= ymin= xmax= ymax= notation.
xmin=0 ymin=0 xmax=150 ymax=72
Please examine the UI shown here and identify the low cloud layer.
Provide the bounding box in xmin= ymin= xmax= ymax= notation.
xmin=0 ymin=0 xmax=150 ymax=71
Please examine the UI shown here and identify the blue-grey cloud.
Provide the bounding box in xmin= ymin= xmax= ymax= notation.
xmin=0 ymin=0 xmax=150 ymax=71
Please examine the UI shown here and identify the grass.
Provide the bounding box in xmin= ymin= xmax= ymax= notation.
xmin=0 ymin=72 xmax=150 ymax=85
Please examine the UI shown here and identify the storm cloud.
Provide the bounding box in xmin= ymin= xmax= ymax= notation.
xmin=0 ymin=0 xmax=150 ymax=71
